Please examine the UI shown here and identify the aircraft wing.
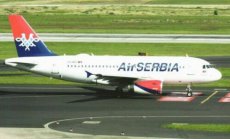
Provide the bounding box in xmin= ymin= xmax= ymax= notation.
xmin=85 ymin=70 xmax=163 ymax=94
xmin=85 ymin=70 xmax=138 ymax=86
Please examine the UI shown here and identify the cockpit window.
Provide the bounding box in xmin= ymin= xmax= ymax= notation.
xmin=202 ymin=64 xmax=215 ymax=69
xmin=203 ymin=65 xmax=206 ymax=69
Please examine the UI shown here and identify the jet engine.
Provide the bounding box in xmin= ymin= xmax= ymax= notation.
xmin=128 ymin=80 xmax=163 ymax=95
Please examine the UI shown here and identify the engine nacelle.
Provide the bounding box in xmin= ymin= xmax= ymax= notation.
xmin=128 ymin=80 xmax=163 ymax=95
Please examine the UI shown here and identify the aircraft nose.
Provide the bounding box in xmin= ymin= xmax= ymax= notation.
xmin=213 ymin=69 xmax=222 ymax=81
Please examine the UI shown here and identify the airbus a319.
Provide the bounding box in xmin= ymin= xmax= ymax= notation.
xmin=5 ymin=15 xmax=222 ymax=97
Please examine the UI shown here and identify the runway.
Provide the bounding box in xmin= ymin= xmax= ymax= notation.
xmin=0 ymin=84 xmax=229 ymax=139
xmin=1 ymin=33 xmax=230 ymax=43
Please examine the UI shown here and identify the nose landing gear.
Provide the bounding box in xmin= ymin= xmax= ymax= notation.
xmin=186 ymin=84 xmax=193 ymax=97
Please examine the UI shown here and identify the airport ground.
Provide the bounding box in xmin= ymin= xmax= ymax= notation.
xmin=0 ymin=1 xmax=229 ymax=138
xmin=0 ymin=84 xmax=229 ymax=139
xmin=0 ymin=56 xmax=229 ymax=139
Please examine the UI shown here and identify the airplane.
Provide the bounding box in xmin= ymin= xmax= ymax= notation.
xmin=4 ymin=15 xmax=222 ymax=97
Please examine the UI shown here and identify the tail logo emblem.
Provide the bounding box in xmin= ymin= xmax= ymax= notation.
xmin=15 ymin=33 xmax=39 ymax=51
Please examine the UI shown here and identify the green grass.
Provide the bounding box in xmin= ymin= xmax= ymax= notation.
xmin=1 ymin=0 xmax=230 ymax=5
xmin=148 ymin=0 xmax=230 ymax=4
xmin=1 ymin=13 xmax=230 ymax=34
xmin=0 ymin=42 xmax=230 ymax=60
xmin=163 ymin=123 xmax=230 ymax=133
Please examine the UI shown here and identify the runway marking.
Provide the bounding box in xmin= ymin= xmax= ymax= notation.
xmin=44 ymin=115 xmax=230 ymax=129
xmin=158 ymin=96 xmax=195 ymax=102
xmin=44 ymin=115 xmax=230 ymax=138
xmin=224 ymin=93 xmax=230 ymax=98
xmin=219 ymin=97 xmax=230 ymax=103
xmin=218 ymin=93 xmax=230 ymax=103
xmin=214 ymin=88 xmax=228 ymax=91
xmin=82 ymin=121 xmax=101 ymax=124
xmin=201 ymin=91 xmax=218 ymax=104
xmin=44 ymin=115 xmax=230 ymax=133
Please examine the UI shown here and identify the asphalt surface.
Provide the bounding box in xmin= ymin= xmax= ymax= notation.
xmin=0 ymin=84 xmax=229 ymax=139
xmin=1 ymin=33 xmax=230 ymax=43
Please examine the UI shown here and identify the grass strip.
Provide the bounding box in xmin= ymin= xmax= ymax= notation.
xmin=1 ymin=0 xmax=230 ymax=5
xmin=1 ymin=42 xmax=230 ymax=60
xmin=163 ymin=123 xmax=230 ymax=133
xmin=0 ymin=14 xmax=230 ymax=34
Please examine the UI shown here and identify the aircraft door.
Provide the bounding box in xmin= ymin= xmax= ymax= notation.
xmin=51 ymin=63 xmax=59 ymax=75
xmin=186 ymin=62 xmax=195 ymax=76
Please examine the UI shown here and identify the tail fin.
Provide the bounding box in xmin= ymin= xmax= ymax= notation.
xmin=9 ymin=15 xmax=56 ymax=57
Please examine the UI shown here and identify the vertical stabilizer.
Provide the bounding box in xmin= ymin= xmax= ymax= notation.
xmin=9 ymin=15 xmax=55 ymax=57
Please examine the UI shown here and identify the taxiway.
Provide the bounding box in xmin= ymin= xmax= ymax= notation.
xmin=0 ymin=84 xmax=229 ymax=139
xmin=1 ymin=33 xmax=230 ymax=43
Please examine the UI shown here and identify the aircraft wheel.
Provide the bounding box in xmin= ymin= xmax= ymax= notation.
xmin=115 ymin=87 xmax=123 ymax=93
xmin=187 ymin=91 xmax=193 ymax=97
xmin=186 ymin=83 xmax=193 ymax=97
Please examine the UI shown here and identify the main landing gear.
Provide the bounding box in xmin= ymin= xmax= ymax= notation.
xmin=186 ymin=84 xmax=193 ymax=97
xmin=115 ymin=87 xmax=130 ymax=98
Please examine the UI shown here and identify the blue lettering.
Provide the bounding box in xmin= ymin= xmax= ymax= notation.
xmin=118 ymin=62 xmax=179 ymax=72
xmin=171 ymin=63 xmax=179 ymax=72
xmin=152 ymin=63 xmax=160 ymax=71
xmin=160 ymin=63 xmax=167 ymax=71
xmin=118 ymin=62 xmax=126 ymax=71
xmin=168 ymin=63 xmax=171 ymax=71
xmin=127 ymin=63 xmax=131 ymax=71
xmin=137 ymin=63 xmax=144 ymax=71
xmin=130 ymin=64 xmax=136 ymax=71
xmin=144 ymin=63 xmax=151 ymax=71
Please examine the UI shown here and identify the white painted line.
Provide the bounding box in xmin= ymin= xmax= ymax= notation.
xmin=201 ymin=91 xmax=218 ymax=104
xmin=214 ymin=88 xmax=228 ymax=91
xmin=45 ymin=115 xmax=196 ymax=139
xmin=172 ymin=123 xmax=188 ymax=125
xmin=1 ymin=33 xmax=230 ymax=43
xmin=44 ymin=115 xmax=230 ymax=129
xmin=82 ymin=121 xmax=101 ymax=124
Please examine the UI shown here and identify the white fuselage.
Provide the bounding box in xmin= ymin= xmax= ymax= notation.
xmin=5 ymin=54 xmax=222 ymax=86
